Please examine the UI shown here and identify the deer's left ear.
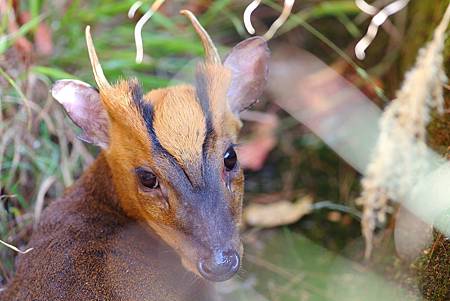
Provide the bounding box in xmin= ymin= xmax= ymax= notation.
xmin=224 ymin=36 xmax=270 ymax=115
xmin=51 ymin=79 xmax=109 ymax=149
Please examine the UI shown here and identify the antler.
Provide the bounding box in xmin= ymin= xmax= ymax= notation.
xmin=180 ymin=10 xmax=221 ymax=65
xmin=85 ymin=26 xmax=111 ymax=90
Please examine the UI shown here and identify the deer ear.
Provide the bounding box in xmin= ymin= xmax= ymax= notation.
xmin=51 ymin=80 xmax=109 ymax=149
xmin=224 ymin=36 xmax=270 ymax=115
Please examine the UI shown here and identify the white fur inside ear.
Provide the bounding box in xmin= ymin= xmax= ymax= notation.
xmin=52 ymin=79 xmax=93 ymax=106
xmin=51 ymin=79 xmax=109 ymax=149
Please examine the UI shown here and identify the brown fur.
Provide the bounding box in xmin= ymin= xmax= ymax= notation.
xmin=1 ymin=154 xmax=213 ymax=301
xmin=152 ymin=86 xmax=206 ymax=180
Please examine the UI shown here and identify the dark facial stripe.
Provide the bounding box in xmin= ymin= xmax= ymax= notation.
xmin=130 ymin=79 xmax=144 ymax=108
xmin=195 ymin=69 xmax=212 ymax=125
xmin=129 ymin=81 xmax=159 ymax=149
xmin=195 ymin=67 xmax=217 ymax=166
xmin=129 ymin=80 xmax=198 ymax=189
xmin=130 ymin=81 xmax=176 ymax=161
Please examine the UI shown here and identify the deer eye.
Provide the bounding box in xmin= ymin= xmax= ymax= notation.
xmin=136 ymin=168 xmax=159 ymax=189
xmin=224 ymin=146 xmax=237 ymax=171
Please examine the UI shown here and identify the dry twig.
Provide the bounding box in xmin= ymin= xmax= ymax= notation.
xmin=355 ymin=0 xmax=410 ymax=60
xmin=0 ymin=239 xmax=33 ymax=255
xmin=129 ymin=0 xmax=166 ymax=63
xmin=243 ymin=0 xmax=295 ymax=40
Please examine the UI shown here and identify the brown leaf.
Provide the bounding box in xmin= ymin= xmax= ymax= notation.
xmin=243 ymin=195 xmax=313 ymax=228
xmin=2 ymin=8 xmax=33 ymax=63
xmin=249 ymin=192 xmax=286 ymax=204
xmin=237 ymin=111 xmax=278 ymax=171
xmin=19 ymin=11 xmax=53 ymax=56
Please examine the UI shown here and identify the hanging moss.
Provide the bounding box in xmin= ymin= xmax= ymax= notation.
xmin=385 ymin=2 xmax=450 ymax=299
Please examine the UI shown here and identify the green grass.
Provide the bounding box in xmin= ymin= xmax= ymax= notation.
xmin=235 ymin=230 xmax=419 ymax=301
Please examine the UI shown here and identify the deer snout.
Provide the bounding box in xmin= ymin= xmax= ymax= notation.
xmin=197 ymin=248 xmax=240 ymax=282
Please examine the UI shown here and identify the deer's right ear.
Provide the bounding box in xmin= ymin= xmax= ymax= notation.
xmin=51 ymin=79 xmax=109 ymax=149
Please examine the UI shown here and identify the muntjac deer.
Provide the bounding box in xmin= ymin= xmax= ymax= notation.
xmin=1 ymin=10 xmax=269 ymax=301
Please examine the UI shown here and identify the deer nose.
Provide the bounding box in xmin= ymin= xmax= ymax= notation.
xmin=197 ymin=249 xmax=240 ymax=282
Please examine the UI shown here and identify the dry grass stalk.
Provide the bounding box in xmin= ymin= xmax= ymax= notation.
xmin=243 ymin=0 xmax=295 ymax=40
xmin=0 ymin=239 xmax=33 ymax=255
xmin=33 ymin=176 xmax=56 ymax=228
xmin=1 ymin=47 xmax=93 ymax=279
xmin=243 ymin=0 xmax=261 ymax=35
xmin=129 ymin=0 xmax=167 ymax=63
xmin=355 ymin=0 xmax=411 ymax=60
xmin=357 ymin=3 xmax=450 ymax=259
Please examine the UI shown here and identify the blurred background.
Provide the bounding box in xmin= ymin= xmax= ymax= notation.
xmin=1 ymin=0 xmax=450 ymax=300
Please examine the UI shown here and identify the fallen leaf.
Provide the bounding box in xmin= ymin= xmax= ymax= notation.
xmin=327 ymin=211 xmax=342 ymax=223
xmin=2 ymin=7 xmax=33 ymax=64
xmin=249 ymin=192 xmax=287 ymax=204
xmin=244 ymin=195 xmax=313 ymax=228
xmin=238 ymin=111 xmax=278 ymax=171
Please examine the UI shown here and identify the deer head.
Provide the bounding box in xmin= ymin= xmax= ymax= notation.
xmin=51 ymin=10 xmax=269 ymax=282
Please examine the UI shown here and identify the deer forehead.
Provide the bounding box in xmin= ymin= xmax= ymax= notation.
xmin=151 ymin=85 xmax=206 ymax=165
xmin=105 ymin=82 xmax=228 ymax=172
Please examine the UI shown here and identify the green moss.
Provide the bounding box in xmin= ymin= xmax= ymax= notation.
xmin=428 ymin=106 xmax=450 ymax=155
xmin=417 ymin=234 xmax=450 ymax=301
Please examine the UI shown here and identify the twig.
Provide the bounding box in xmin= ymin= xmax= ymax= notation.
xmin=243 ymin=0 xmax=261 ymax=35
xmin=264 ymin=0 xmax=295 ymax=40
xmin=128 ymin=1 xmax=143 ymax=18
xmin=355 ymin=0 xmax=378 ymax=15
xmin=0 ymin=239 xmax=33 ymax=254
xmin=312 ymin=201 xmax=362 ymax=220
xmin=129 ymin=0 xmax=166 ymax=63
xmin=355 ymin=0 xmax=410 ymax=60
xmin=243 ymin=0 xmax=295 ymax=40
xmin=34 ymin=176 xmax=56 ymax=228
